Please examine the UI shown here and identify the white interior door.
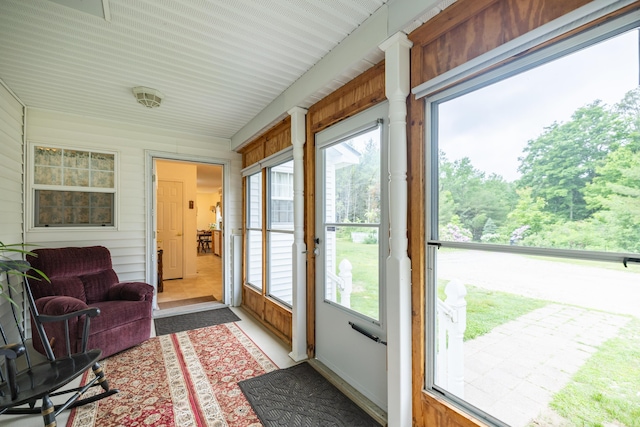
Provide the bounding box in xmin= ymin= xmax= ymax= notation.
xmin=315 ymin=102 xmax=389 ymax=411
xmin=157 ymin=180 xmax=183 ymax=280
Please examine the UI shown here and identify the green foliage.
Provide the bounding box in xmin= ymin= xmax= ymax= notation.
xmin=550 ymin=317 xmax=640 ymax=427
xmin=439 ymin=87 xmax=640 ymax=253
xmin=0 ymin=241 xmax=49 ymax=309
xmin=439 ymin=153 xmax=517 ymax=240
xmin=335 ymin=138 xmax=381 ymax=224
xmin=518 ymin=101 xmax=628 ymax=222
xmin=480 ymin=218 xmax=500 ymax=243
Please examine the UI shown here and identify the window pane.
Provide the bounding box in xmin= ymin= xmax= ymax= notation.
xmin=268 ymin=231 xmax=293 ymax=306
xmin=247 ymin=172 xmax=262 ymax=228
xmin=429 ymin=24 xmax=640 ymax=427
xmin=270 ymin=160 xmax=294 ymax=229
xmin=324 ymin=225 xmax=379 ymax=321
xmin=324 ymin=130 xmax=381 ymax=224
xmin=246 ymin=229 xmax=262 ymax=288
xmin=433 ymin=247 xmax=640 ymax=426
xmin=436 ymin=29 xmax=640 ymax=253
xmin=35 ymin=190 xmax=114 ymax=226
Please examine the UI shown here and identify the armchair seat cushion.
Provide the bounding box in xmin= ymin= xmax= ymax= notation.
xmin=27 ymin=246 xmax=154 ymax=359
xmin=87 ymin=300 xmax=151 ymax=336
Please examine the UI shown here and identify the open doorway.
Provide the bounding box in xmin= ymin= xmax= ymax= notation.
xmin=155 ymin=159 xmax=224 ymax=310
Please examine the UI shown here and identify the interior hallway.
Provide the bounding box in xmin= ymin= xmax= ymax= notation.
xmin=157 ymin=251 xmax=223 ymax=309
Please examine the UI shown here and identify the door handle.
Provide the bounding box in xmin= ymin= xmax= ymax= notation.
xmin=176 ymin=233 xmax=182 ymax=237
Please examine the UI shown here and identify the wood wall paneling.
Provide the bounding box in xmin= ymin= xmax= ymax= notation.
xmin=309 ymin=61 xmax=385 ymax=133
xmin=264 ymin=298 xmax=293 ymax=343
xmin=410 ymin=0 xmax=592 ymax=86
xmin=304 ymin=111 xmax=316 ymax=357
xmin=240 ymin=116 xmax=291 ymax=168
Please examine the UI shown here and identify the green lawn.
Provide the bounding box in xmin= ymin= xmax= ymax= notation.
xmin=437 ymin=281 xmax=548 ymax=341
xmin=335 ymin=237 xmax=379 ymax=319
xmin=549 ymin=317 xmax=640 ymax=427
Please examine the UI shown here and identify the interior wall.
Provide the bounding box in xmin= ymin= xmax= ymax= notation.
xmin=156 ymin=160 xmax=198 ymax=278
xmin=24 ymin=108 xmax=242 ymax=287
xmin=406 ymin=0 xmax=638 ymax=425
xmin=196 ymin=192 xmax=219 ymax=230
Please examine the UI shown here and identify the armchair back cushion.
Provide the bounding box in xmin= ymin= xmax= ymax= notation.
xmin=28 ymin=246 xmax=119 ymax=303
xmin=26 ymin=246 xmax=153 ymax=359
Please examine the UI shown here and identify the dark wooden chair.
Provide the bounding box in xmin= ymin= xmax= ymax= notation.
xmin=0 ymin=260 xmax=117 ymax=426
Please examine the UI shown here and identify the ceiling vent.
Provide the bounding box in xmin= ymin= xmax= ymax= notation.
xmin=132 ymin=86 xmax=164 ymax=108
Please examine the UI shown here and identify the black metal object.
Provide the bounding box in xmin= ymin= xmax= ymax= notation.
xmin=0 ymin=270 xmax=118 ymax=425
xmin=348 ymin=321 xmax=387 ymax=345
xmin=623 ymin=257 xmax=640 ymax=268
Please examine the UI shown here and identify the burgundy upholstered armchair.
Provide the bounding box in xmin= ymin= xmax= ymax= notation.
xmin=26 ymin=246 xmax=154 ymax=359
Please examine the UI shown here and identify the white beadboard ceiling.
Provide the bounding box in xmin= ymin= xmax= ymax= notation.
xmin=0 ymin=0 xmax=454 ymax=148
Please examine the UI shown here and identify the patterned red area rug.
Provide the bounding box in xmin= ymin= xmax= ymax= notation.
xmin=66 ymin=323 xmax=278 ymax=426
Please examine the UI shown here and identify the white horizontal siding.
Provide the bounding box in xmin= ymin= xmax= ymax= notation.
xmin=25 ymin=109 xmax=241 ymax=285
xmin=0 ymin=82 xmax=25 ymax=342
xmin=268 ymin=231 xmax=293 ymax=305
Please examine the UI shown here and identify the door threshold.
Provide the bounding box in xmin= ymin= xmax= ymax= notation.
xmin=153 ymin=301 xmax=225 ymax=319
xmin=307 ymin=358 xmax=388 ymax=426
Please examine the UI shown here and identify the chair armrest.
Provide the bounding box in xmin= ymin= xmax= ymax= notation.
xmin=38 ymin=307 xmax=100 ymax=324
xmin=108 ymin=282 xmax=154 ymax=301
xmin=0 ymin=342 xmax=26 ymax=359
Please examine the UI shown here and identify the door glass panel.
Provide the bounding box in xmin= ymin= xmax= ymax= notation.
xmin=322 ymin=128 xmax=381 ymax=320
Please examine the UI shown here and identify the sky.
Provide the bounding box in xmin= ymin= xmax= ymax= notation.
xmin=438 ymin=28 xmax=639 ymax=182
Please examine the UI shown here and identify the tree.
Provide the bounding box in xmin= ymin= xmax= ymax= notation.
xmin=335 ymin=138 xmax=380 ymax=224
xmin=439 ymin=154 xmax=516 ymax=240
xmin=517 ymin=101 xmax=628 ymax=221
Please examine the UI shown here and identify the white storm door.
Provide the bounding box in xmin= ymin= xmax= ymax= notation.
xmin=157 ymin=180 xmax=184 ymax=280
xmin=315 ymin=102 xmax=389 ymax=411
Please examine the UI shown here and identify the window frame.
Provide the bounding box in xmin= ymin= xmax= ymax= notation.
xmin=29 ymin=142 xmax=118 ymax=230
xmin=242 ymin=147 xmax=294 ymax=308
xmin=266 ymin=159 xmax=295 ymax=306
xmin=244 ymin=169 xmax=263 ymax=291
xmin=423 ymin=11 xmax=640 ymax=426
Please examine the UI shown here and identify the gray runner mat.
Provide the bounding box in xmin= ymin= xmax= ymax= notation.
xmin=239 ymin=362 xmax=380 ymax=426
xmin=154 ymin=307 xmax=240 ymax=335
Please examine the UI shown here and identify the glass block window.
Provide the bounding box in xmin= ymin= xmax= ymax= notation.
xmin=32 ymin=146 xmax=116 ymax=227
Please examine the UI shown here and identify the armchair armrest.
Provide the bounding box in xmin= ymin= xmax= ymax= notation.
xmin=108 ymin=282 xmax=154 ymax=301
xmin=36 ymin=295 xmax=89 ymax=316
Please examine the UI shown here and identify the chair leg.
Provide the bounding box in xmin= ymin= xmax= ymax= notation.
xmin=92 ymin=362 xmax=110 ymax=391
xmin=41 ymin=394 xmax=56 ymax=427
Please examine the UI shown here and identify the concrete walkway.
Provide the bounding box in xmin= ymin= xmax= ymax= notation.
xmin=460 ymin=303 xmax=630 ymax=426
